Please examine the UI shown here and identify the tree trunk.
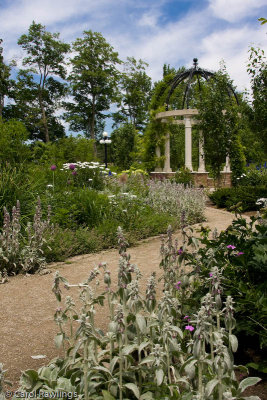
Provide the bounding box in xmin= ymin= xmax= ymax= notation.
xmin=38 ymin=89 xmax=49 ymax=142
xmin=0 ymin=95 xmax=4 ymax=118
xmin=91 ymin=100 xmax=97 ymax=157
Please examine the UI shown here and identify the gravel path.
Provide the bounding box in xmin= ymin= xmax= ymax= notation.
xmin=0 ymin=207 xmax=245 ymax=387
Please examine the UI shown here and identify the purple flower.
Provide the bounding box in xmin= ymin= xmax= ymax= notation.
xmin=184 ymin=315 xmax=189 ymax=319
xmin=227 ymin=245 xmax=236 ymax=250
xmin=236 ymin=251 xmax=244 ymax=256
xmin=209 ymin=273 xmax=213 ymax=277
xmin=69 ymin=163 xmax=76 ymax=170
xmin=185 ymin=325 xmax=194 ymax=332
xmin=175 ymin=281 xmax=181 ymax=290
xmin=50 ymin=164 xmax=57 ymax=171
xmin=178 ymin=248 xmax=183 ymax=255
xmin=72 ymin=171 xmax=77 ymax=176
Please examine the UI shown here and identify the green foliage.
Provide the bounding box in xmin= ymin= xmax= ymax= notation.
xmin=0 ymin=164 xmax=39 ymax=226
xmin=0 ymin=39 xmax=11 ymax=117
xmin=113 ymin=57 xmax=152 ymax=131
xmin=0 ymin=118 xmax=31 ymax=164
xmin=209 ymin=186 xmax=267 ymax=211
xmin=198 ymin=70 xmax=246 ymax=180
xmin=31 ymin=136 xmax=95 ymax=164
xmin=237 ymin=165 xmax=267 ymax=187
xmin=110 ymin=123 xmax=137 ymax=169
xmin=16 ymin=21 xmax=70 ymax=142
xmin=174 ymin=167 xmax=194 ymax=186
xmin=247 ymin=47 xmax=267 ymax=155
xmin=64 ymin=30 xmax=121 ymax=145
xmin=186 ymin=215 xmax=267 ymax=353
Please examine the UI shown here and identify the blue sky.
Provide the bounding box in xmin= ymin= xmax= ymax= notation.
xmin=1 ymin=0 xmax=266 ymax=133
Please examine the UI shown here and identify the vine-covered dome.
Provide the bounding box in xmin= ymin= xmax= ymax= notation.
xmin=163 ymin=58 xmax=239 ymax=110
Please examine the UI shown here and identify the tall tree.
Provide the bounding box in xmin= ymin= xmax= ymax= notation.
xmin=0 ymin=39 xmax=11 ymax=118
xmin=4 ymin=69 xmax=66 ymax=141
xmin=64 ymin=31 xmax=121 ymax=153
xmin=17 ymin=21 xmax=70 ymax=142
xmin=113 ymin=57 xmax=152 ymax=131
xmin=247 ymin=47 xmax=267 ymax=155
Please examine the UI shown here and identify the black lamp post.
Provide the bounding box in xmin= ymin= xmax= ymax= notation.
xmin=100 ymin=131 xmax=111 ymax=168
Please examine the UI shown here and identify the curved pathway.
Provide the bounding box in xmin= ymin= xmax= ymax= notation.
xmin=0 ymin=207 xmax=246 ymax=387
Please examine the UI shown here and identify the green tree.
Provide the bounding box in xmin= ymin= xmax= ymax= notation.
xmin=0 ymin=39 xmax=11 ymax=118
xmin=4 ymin=69 xmax=66 ymax=141
xmin=110 ymin=123 xmax=137 ymax=169
xmin=113 ymin=57 xmax=152 ymax=131
xmin=17 ymin=21 xmax=70 ymax=142
xmin=247 ymin=47 xmax=267 ymax=156
xmin=0 ymin=118 xmax=31 ymax=164
xmin=198 ymin=71 xmax=245 ymax=182
xmin=64 ymin=31 xmax=121 ymax=153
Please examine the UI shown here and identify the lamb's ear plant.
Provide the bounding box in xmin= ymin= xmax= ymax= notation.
xmin=0 ymin=198 xmax=53 ymax=275
xmin=13 ymin=226 xmax=261 ymax=400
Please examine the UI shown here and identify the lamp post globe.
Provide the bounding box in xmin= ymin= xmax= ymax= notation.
xmin=100 ymin=132 xmax=111 ymax=168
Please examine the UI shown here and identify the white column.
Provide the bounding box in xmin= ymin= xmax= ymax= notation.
xmin=155 ymin=146 xmax=162 ymax=172
xmin=198 ymin=130 xmax=206 ymax=172
xmin=185 ymin=117 xmax=193 ymax=171
xmin=163 ymin=132 xmax=172 ymax=172
xmin=223 ymin=155 xmax=231 ymax=172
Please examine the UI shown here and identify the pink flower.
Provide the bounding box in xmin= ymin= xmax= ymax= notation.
xmin=69 ymin=164 xmax=76 ymax=170
xmin=72 ymin=170 xmax=77 ymax=176
xmin=178 ymin=248 xmax=183 ymax=255
xmin=236 ymin=252 xmax=244 ymax=256
xmin=175 ymin=281 xmax=181 ymax=290
xmin=185 ymin=325 xmax=194 ymax=332
xmin=227 ymin=245 xmax=236 ymax=250
xmin=50 ymin=164 xmax=57 ymax=171
xmin=209 ymin=273 xmax=213 ymax=277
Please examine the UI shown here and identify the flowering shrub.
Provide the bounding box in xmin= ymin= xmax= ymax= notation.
xmin=147 ymin=180 xmax=206 ymax=225
xmin=237 ymin=165 xmax=267 ymax=187
xmin=185 ymin=214 xmax=267 ymax=355
xmin=5 ymin=228 xmax=261 ymax=400
xmin=60 ymin=161 xmax=112 ymax=191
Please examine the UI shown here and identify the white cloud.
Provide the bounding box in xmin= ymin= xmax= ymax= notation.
xmin=208 ymin=0 xmax=267 ymax=22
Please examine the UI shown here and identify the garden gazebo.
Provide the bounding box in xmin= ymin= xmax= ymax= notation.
xmin=152 ymin=59 xmax=238 ymax=186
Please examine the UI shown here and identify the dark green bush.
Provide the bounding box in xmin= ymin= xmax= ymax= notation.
xmin=174 ymin=167 xmax=194 ymax=186
xmin=210 ymin=186 xmax=267 ymax=211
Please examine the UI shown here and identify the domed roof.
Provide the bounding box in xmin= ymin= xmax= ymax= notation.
xmin=164 ymin=58 xmax=239 ymax=110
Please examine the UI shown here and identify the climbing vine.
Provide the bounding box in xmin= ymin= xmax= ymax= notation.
xmin=197 ymin=71 xmax=245 ymax=182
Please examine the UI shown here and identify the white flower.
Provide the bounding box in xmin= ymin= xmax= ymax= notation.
xmin=47 ymin=184 xmax=53 ymax=188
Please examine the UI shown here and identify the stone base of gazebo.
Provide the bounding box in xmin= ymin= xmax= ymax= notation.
xmin=150 ymin=171 xmax=232 ymax=188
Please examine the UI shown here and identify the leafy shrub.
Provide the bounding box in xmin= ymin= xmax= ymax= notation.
xmin=186 ymin=215 xmax=267 ymax=354
xmin=174 ymin=167 xmax=194 ymax=186
xmin=237 ymin=166 xmax=267 ymax=187
xmin=6 ymin=228 xmax=261 ymax=400
xmin=46 ymin=189 xmax=110 ymax=229
xmin=210 ymin=186 xmax=267 ymax=211
xmin=31 ymin=136 xmax=95 ymax=164
xmin=0 ymin=118 xmax=31 ymax=165
xmin=0 ymin=164 xmax=40 ymax=227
